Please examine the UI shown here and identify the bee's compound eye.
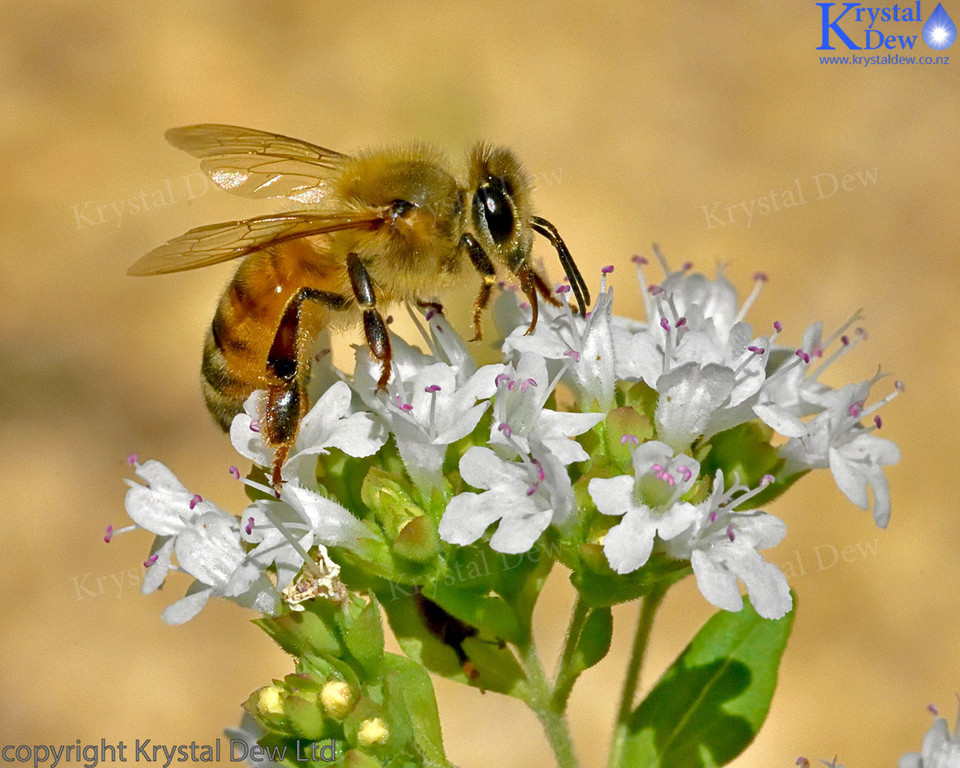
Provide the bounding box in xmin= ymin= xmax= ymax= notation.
xmin=475 ymin=185 xmax=514 ymax=244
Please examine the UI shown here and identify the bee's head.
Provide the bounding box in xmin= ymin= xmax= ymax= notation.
xmin=468 ymin=144 xmax=533 ymax=272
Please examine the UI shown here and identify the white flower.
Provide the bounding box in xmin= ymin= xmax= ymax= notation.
xmin=588 ymin=441 xmax=700 ymax=573
xmin=614 ymin=261 xmax=769 ymax=451
xmin=353 ymin=312 xmax=504 ymax=493
xmin=775 ymin=379 xmax=902 ymax=527
xmin=165 ymin=509 xmax=277 ymax=624
xmin=900 ymin=703 xmax=960 ymax=768
xmin=502 ymin=271 xmax=616 ymax=411
xmin=490 ymin=350 xmax=602 ymax=464
xmin=439 ymin=442 xmax=573 ymax=554
xmin=241 ymin=483 xmax=367 ymax=590
xmin=122 ymin=458 xmax=277 ymax=623
xmin=230 ymin=380 xmax=386 ymax=486
xmin=665 ymin=471 xmax=791 ymax=620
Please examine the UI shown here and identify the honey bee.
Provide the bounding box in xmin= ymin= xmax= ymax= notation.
xmin=129 ymin=125 xmax=589 ymax=486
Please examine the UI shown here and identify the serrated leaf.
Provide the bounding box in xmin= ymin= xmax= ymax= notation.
xmin=619 ymin=594 xmax=795 ymax=768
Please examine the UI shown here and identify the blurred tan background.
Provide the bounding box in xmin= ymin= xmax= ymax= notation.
xmin=2 ymin=1 xmax=957 ymax=766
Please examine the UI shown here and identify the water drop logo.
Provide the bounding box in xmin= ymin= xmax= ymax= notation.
xmin=922 ymin=3 xmax=956 ymax=50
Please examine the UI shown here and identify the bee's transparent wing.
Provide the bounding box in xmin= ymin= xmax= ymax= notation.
xmin=128 ymin=211 xmax=385 ymax=275
xmin=165 ymin=124 xmax=349 ymax=204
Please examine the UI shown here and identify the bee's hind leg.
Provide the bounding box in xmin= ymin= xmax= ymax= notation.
xmin=262 ymin=286 xmax=349 ymax=489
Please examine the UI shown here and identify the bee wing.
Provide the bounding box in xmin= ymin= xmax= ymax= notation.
xmin=166 ymin=124 xmax=349 ymax=204
xmin=128 ymin=211 xmax=386 ymax=275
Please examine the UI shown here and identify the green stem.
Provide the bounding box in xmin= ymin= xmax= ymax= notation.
xmin=607 ymin=586 xmax=666 ymax=768
xmin=519 ymin=638 xmax=581 ymax=768
xmin=552 ymin=596 xmax=589 ymax=710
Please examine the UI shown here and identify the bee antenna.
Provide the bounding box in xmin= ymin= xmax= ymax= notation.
xmin=530 ymin=216 xmax=590 ymax=315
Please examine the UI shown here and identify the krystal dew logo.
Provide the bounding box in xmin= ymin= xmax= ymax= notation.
xmin=817 ymin=2 xmax=957 ymax=51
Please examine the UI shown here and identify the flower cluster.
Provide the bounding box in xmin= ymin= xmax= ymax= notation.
xmin=113 ymin=254 xmax=901 ymax=624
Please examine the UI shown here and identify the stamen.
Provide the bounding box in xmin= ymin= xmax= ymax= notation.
xmin=682 ymin=261 xmax=693 ymax=271
xmin=144 ymin=554 xmax=158 ymax=568
xmin=660 ymin=317 xmax=670 ymax=332
xmin=631 ymin=254 xmax=648 ymax=265
xmin=773 ymin=321 xmax=782 ymax=333
xmin=229 ymin=465 xmax=241 ymax=479
xmin=873 ymin=415 xmax=882 ymax=429
xmin=601 ymin=264 xmax=614 ymax=274
xmin=847 ymin=401 xmax=864 ymax=418
xmin=621 ymin=434 xmax=639 ymax=446
xmin=103 ymin=525 xmax=113 ymax=543
xmin=895 ymin=380 xmax=905 ymax=391
xmin=532 ymin=458 xmax=545 ymax=483
xmin=526 ymin=483 xmax=538 ymax=496
xmin=189 ymin=494 xmax=203 ymax=510
xmin=563 ymin=349 xmax=580 ymax=362
xmin=795 ymin=349 xmax=810 ymax=364
xmin=425 ymin=309 xmax=436 ymax=321
xmin=249 ymin=420 xmax=260 ymax=433
xmin=127 ymin=453 xmax=139 ymax=466
xmin=675 ymin=316 xmax=687 ymax=328
xmin=556 ymin=285 xmax=571 ymax=294
xmin=726 ymin=525 xmax=735 ymax=541
xmin=520 ymin=378 xmax=537 ymax=392
xmin=736 ymin=272 xmax=767 ymax=323
xmin=498 ymin=422 xmax=513 ymax=438
xmin=677 ymin=465 xmax=692 ymax=482
xmin=648 ymin=285 xmax=664 ymax=296
xmin=245 ymin=517 xmax=255 ymax=535
xmin=424 ymin=384 xmax=441 ymax=393
xmin=495 ymin=373 xmax=511 ymax=387
xmin=760 ymin=474 xmax=774 ymax=486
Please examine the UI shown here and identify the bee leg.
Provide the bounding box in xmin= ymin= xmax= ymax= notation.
xmin=346 ymin=253 xmax=392 ymax=390
xmin=416 ymin=298 xmax=445 ymax=316
xmin=516 ymin=265 xmax=541 ymax=336
xmin=460 ymin=232 xmax=497 ymax=341
xmin=530 ymin=216 xmax=590 ymax=315
xmin=264 ymin=287 xmax=349 ymax=488
xmin=532 ymin=270 xmax=563 ymax=308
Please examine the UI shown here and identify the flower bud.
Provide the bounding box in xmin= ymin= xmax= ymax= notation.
xmin=357 ymin=717 xmax=389 ymax=747
xmin=321 ymin=680 xmax=354 ymax=719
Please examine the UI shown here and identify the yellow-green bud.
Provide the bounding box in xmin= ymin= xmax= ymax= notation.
xmin=257 ymin=685 xmax=284 ymax=715
xmin=320 ymin=680 xmax=354 ymax=719
xmin=357 ymin=717 xmax=389 ymax=747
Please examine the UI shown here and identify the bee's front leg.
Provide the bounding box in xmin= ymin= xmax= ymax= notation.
xmin=460 ymin=233 xmax=496 ymax=341
xmin=346 ymin=254 xmax=392 ymax=390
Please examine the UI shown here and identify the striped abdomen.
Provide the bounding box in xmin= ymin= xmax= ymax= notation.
xmin=200 ymin=243 xmax=345 ymax=432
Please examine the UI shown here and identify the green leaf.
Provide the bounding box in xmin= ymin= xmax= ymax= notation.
xmin=571 ymin=545 xmax=689 ymax=607
xmin=577 ymin=606 xmax=614 ymax=670
xmin=619 ymin=594 xmax=796 ymax=768
xmin=343 ymin=600 xmax=385 ymax=679
xmin=382 ymin=654 xmax=447 ymax=764
xmin=699 ymin=422 xmax=781 ymax=491
xmin=284 ymin=694 xmax=331 ymax=740
xmin=254 ymin=608 xmax=342 ymax=658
